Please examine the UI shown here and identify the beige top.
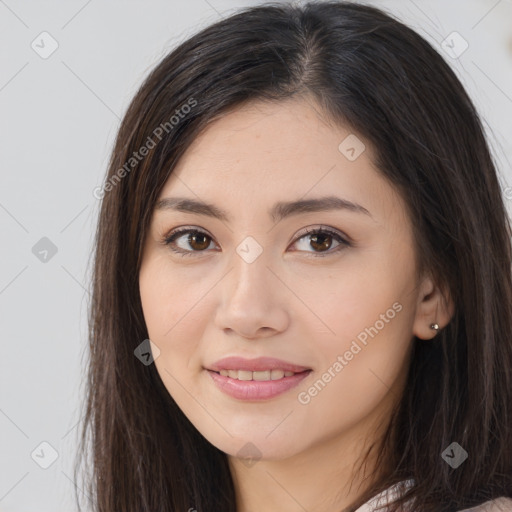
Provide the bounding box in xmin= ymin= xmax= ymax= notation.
xmin=354 ymin=480 xmax=512 ymax=512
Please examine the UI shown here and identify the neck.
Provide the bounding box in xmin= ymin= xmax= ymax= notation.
xmin=228 ymin=411 xmax=393 ymax=512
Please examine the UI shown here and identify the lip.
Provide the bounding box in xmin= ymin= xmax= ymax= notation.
xmin=206 ymin=368 xmax=312 ymax=401
xmin=207 ymin=356 xmax=311 ymax=373
xmin=205 ymin=356 xmax=312 ymax=401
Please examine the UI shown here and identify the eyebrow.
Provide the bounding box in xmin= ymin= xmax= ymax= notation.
xmin=155 ymin=195 xmax=373 ymax=224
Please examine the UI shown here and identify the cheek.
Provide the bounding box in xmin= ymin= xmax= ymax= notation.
xmin=311 ymin=300 xmax=411 ymax=386
xmin=140 ymin=254 xmax=206 ymax=332
xmin=295 ymin=251 xmax=415 ymax=402
xmin=140 ymin=267 xmax=207 ymax=416
xmin=139 ymin=261 xmax=207 ymax=374
xmin=296 ymin=305 xmax=412 ymax=438
xmin=290 ymin=257 xmax=408 ymax=343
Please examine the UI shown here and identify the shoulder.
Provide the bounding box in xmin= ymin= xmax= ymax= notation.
xmin=459 ymin=498 xmax=512 ymax=512
xmin=354 ymin=480 xmax=512 ymax=512
xmin=354 ymin=480 xmax=414 ymax=511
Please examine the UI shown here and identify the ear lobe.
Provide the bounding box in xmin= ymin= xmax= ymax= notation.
xmin=412 ymin=276 xmax=455 ymax=340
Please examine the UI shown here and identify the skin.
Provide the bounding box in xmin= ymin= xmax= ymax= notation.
xmin=138 ymin=96 xmax=454 ymax=512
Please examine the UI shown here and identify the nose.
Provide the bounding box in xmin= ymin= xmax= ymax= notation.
xmin=213 ymin=248 xmax=289 ymax=340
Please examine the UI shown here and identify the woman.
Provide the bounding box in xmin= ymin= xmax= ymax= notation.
xmin=76 ymin=1 xmax=512 ymax=511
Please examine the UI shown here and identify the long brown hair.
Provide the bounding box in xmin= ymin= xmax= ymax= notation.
xmin=75 ymin=2 xmax=512 ymax=510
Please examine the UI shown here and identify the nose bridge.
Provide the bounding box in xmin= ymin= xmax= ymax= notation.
xmin=213 ymin=234 xmax=289 ymax=337
xmin=229 ymin=234 xmax=271 ymax=299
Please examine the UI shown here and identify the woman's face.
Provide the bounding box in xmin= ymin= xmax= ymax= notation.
xmin=139 ymin=97 xmax=435 ymax=462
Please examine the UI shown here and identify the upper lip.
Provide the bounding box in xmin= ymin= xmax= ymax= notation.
xmin=207 ymin=356 xmax=311 ymax=373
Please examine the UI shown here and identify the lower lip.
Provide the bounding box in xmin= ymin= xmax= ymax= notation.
xmin=206 ymin=369 xmax=312 ymax=401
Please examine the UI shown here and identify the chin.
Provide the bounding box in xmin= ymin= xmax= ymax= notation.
xmin=203 ymin=429 xmax=303 ymax=462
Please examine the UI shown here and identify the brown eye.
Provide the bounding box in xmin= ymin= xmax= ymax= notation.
xmin=309 ymin=232 xmax=334 ymax=252
xmin=162 ymin=225 xmax=351 ymax=258
xmin=290 ymin=227 xmax=351 ymax=257
xmin=186 ymin=232 xmax=211 ymax=251
xmin=163 ymin=229 xmax=216 ymax=257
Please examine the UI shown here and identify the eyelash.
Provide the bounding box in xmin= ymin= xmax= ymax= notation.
xmin=161 ymin=225 xmax=352 ymax=258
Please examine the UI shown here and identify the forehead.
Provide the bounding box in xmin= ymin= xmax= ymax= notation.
xmin=158 ymin=98 xmax=402 ymax=223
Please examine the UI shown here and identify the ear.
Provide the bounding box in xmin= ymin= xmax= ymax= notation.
xmin=412 ymin=274 xmax=455 ymax=340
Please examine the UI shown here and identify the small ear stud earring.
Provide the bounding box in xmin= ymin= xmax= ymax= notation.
xmin=430 ymin=303 xmax=440 ymax=336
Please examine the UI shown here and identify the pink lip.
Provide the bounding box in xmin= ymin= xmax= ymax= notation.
xmin=206 ymin=369 xmax=312 ymax=401
xmin=207 ymin=356 xmax=311 ymax=373
xmin=205 ymin=357 xmax=312 ymax=401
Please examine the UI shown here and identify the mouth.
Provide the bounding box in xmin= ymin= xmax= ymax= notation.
xmin=205 ymin=357 xmax=313 ymax=401
xmin=206 ymin=355 xmax=311 ymax=374
xmin=211 ymin=369 xmax=308 ymax=381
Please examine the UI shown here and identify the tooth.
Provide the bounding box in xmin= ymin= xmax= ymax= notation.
xmin=253 ymin=370 xmax=271 ymax=381
xmin=220 ymin=369 xmax=298 ymax=380
xmin=270 ymin=369 xmax=285 ymax=380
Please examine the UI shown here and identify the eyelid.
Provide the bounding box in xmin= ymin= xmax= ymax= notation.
xmin=161 ymin=225 xmax=214 ymax=245
xmin=292 ymin=225 xmax=352 ymax=246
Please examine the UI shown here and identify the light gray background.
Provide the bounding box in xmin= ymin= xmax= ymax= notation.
xmin=1 ymin=1 xmax=511 ymax=511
